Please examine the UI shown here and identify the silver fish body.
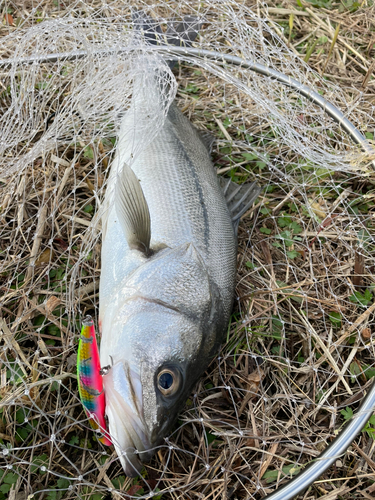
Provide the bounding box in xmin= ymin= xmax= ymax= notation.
xmin=99 ymin=72 xmax=259 ymax=475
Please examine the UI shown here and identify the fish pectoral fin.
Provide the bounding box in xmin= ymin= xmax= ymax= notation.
xmin=115 ymin=163 xmax=151 ymax=255
xmin=219 ymin=178 xmax=261 ymax=231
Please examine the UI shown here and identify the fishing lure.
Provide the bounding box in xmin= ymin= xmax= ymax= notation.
xmin=77 ymin=315 xmax=112 ymax=446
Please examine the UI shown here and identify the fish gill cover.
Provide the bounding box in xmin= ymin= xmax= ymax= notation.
xmin=0 ymin=0 xmax=375 ymax=499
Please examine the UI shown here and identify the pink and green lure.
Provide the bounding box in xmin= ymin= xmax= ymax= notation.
xmin=77 ymin=315 xmax=112 ymax=446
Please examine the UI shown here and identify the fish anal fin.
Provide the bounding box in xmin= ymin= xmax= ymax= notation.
xmin=219 ymin=177 xmax=261 ymax=231
xmin=115 ymin=163 xmax=151 ymax=255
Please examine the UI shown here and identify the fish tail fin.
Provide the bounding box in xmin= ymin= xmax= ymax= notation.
xmin=219 ymin=178 xmax=262 ymax=231
xmin=131 ymin=10 xmax=202 ymax=68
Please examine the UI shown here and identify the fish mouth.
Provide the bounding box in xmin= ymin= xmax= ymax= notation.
xmin=103 ymin=361 xmax=151 ymax=477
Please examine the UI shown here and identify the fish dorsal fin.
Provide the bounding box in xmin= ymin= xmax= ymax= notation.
xmin=115 ymin=163 xmax=151 ymax=255
xmin=219 ymin=177 xmax=261 ymax=230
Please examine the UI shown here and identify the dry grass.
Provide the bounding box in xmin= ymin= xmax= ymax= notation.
xmin=0 ymin=0 xmax=375 ymax=499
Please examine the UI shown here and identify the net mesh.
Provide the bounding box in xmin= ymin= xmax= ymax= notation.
xmin=0 ymin=0 xmax=375 ymax=498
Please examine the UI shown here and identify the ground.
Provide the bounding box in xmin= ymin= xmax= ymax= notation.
xmin=0 ymin=0 xmax=375 ymax=499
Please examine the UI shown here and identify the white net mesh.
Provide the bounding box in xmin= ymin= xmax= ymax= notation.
xmin=1 ymin=1 xmax=375 ymax=498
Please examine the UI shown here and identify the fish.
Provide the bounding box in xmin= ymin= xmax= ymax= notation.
xmin=98 ymin=13 xmax=261 ymax=476
xmin=77 ymin=316 xmax=112 ymax=446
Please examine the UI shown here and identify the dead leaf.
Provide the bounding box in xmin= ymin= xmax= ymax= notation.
xmin=362 ymin=328 xmax=371 ymax=340
xmin=4 ymin=14 xmax=14 ymax=25
xmin=54 ymin=238 xmax=69 ymax=250
xmin=126 ymin=485 xmax=143 ymax=496
xmin=247 ymin=368 xmax=265 ymax=396
xmin=311 ymin=202 xmax=326 ymax=219
xmin=45 ymin=296 xmax=61 ymax=315
xmin=146 ymin=479 xmax=157 ymax=490
xmin=35 ymin=248 xmax=54 ymax=266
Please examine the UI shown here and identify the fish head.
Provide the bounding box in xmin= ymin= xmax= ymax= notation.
xmin=100 ymin=244 xmax=227 ymax=476
xmin=101 ymin=298 xmax=222 ymax=476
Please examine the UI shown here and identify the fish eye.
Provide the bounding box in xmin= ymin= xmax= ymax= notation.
xmin=157 ymin=368 xmax=180 ymax=396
